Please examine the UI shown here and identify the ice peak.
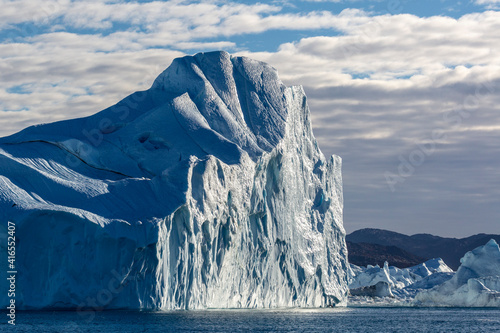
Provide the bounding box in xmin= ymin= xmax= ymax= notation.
xmin=461 ymin=238 xmax=500 ymax=265
xmin=485 ymin=238 xmax=499 ymax=248
xmin=149 ymin=51 xmax=288 ymax=160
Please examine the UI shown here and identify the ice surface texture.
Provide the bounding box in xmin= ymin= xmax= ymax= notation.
xmin=0 ymin=51 xmax=348 ymax=309
xmin=415 ymin=239 xmax=500 ymax=307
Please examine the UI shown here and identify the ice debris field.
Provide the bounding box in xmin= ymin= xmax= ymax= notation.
xmin=349 ymin=239 xmax=500 ymax=307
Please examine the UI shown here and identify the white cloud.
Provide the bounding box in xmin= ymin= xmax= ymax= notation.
xmin=475 ymin=0 xmax=500 ymax=9
xmin=0 ymin=47 xmax=185 ymax=131
xmin=2 ymin=0 xmax=358 ymax=38
xmin=476 ymin=0 xmax=500 ymax=3
xmin=0 ymin=0 xmax=70 ymax=30
xmin=245 ymin=11 xmax=500 ymax=84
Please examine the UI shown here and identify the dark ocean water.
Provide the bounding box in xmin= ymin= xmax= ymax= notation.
xmin=2 ymin=307 xmax=500 ymax=332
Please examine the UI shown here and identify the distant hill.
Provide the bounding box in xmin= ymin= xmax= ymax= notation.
xmin=346 ymin=228 xmax=500 ymax=270
xmin=347 ymin=241 xmax=427 ymax=268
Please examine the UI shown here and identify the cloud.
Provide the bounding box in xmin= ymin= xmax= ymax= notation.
xmin=0 ymin=0 xmax=69 ymax=30
xmin=1 ymin=0 xmax=365 ymax=39
xmin=0 ymin=47 xmax=185 ymax=133
xmin=475 ymin=0 xmax=500 ymax=9
xmin=245 ymin=11 xmax=500 ymax=82
xmin=476 ymin=0 xmax=500 ymax=3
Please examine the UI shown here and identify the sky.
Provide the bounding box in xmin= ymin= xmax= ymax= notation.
xmin=1 ymin=0 xmax=499 ymax=237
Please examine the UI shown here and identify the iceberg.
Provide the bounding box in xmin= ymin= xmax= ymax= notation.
xmin=349 ymin=258 xmax=453 ymax=290
xmin=348 ymin=258 xmax=454 ymax=305
xmin=414 ymin=239 xmax=500 ymax=307
xmin=0 ymin=51 xmax=349 ymax=310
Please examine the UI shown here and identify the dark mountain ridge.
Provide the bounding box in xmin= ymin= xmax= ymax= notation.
xmin=347 ymin=228 xmax=500 ymax=270
xmin=346 ymin=241 xmax=427 ymax=268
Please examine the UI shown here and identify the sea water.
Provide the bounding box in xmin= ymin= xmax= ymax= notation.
xmin=2 ymin=307 xmax=500 ymax=332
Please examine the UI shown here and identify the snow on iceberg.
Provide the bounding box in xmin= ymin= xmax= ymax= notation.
xmin=0 ymin=51 xmax=349 ymax=310
xmin=414 ymin=239 xmax=500 ymax=307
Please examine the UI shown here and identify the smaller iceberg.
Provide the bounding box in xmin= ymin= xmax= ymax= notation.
xmin=414 ymin=239 xmax=500 ymax=307
xmin=348 ymin=258 xmax=454 ymax=303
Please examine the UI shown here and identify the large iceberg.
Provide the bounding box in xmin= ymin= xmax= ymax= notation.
xmin=0 ymin=51 xmax=348 ymax=310
xmin=414 ymin=239 xmax=500 ymax=307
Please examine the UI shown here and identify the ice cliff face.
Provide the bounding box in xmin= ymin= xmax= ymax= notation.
xmin=0 ymin=51 xmax=348 ymax=309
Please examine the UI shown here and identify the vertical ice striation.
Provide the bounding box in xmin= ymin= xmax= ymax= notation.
xmin=0 ymin=51 xmax=349 ymax=309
